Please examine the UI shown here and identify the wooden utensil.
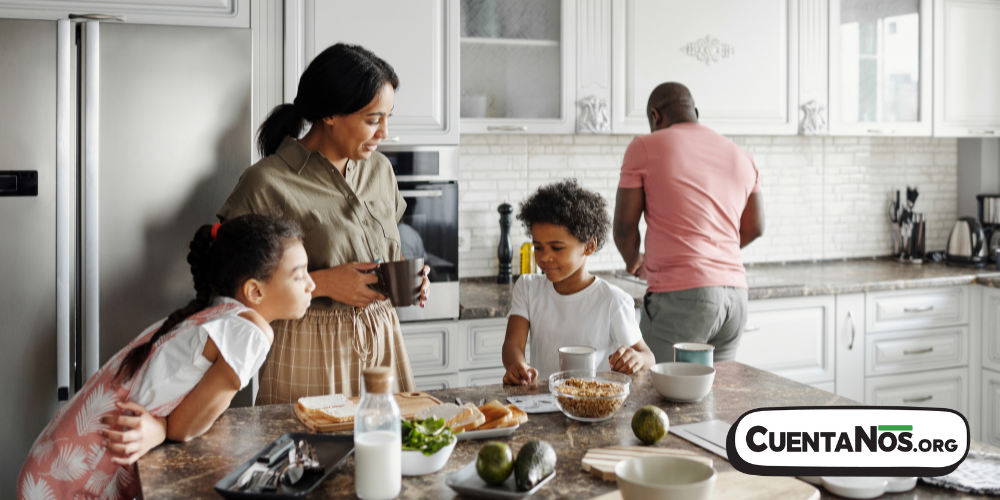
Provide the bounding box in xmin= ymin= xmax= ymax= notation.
xmin=587 ymin=471 xmax=819 ymax=500
xmin=294 ymin=392 xmax=443 ymax=432
xmin=581 ymin=445 xmax=713 ymax=481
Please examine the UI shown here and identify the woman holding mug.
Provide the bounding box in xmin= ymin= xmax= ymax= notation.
xmin=218 ymin=43 xmax=427 ymax=403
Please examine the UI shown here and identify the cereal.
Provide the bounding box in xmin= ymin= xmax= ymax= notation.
xmin=554 ymin=378 xmax=627 ymax=419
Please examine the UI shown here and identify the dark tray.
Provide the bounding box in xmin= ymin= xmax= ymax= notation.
xmin=214 ymin=433 xmax=354 ymax=499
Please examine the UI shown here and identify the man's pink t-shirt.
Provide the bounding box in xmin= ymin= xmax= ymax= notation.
xmin=619 ymin=122 xmax=761 ymax=293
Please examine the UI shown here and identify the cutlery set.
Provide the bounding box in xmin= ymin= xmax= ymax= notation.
xmin=233 ymin=439 xmax=324 ymax=493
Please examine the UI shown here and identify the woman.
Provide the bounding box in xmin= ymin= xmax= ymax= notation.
xmin=218 ymin=43 xmax=426 ymax=404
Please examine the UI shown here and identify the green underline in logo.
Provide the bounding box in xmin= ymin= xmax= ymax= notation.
xmin=877 ymin=425 xmax=913 ymax=431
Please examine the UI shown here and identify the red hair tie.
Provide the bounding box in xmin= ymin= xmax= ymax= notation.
xmin=211 ymin=223 xmax=221 ymax=240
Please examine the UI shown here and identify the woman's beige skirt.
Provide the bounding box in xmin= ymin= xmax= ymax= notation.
xmin=256 ymin=299 xmax=416 ymax=404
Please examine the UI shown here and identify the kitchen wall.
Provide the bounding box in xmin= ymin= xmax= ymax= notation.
xmin=458 ymin=134 xmax=958 ymax=278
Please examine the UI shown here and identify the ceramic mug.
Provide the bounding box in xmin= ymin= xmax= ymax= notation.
xmin=559 ymin=346 xmax=598 ymax=372
xmin=673 ymin=343 xmax=715 ymax=367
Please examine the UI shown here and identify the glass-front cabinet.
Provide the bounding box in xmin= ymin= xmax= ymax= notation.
xmin=459 ymin=0 xmax=576 ymax=134
xmin=829 ymin=0 xmax=932 ymax=135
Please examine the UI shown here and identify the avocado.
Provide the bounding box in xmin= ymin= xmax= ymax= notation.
xmin=514 ymin=440 xmax=556 ymax=491
xmin=476 ymin=442 xmax=514 ymax=485
xmin=631 ymin=405 xmax=669 ymax=444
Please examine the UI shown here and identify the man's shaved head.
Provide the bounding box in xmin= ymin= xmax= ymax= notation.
xmin=646 ymin=82 xmax=698 ymax=131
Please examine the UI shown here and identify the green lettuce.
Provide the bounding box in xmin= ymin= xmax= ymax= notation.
xmin=401 ymin=417 xmax=458 ymax=456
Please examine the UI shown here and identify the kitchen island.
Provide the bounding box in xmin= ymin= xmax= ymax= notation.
xmin=138 ymin=362 xmax=989 ymax=499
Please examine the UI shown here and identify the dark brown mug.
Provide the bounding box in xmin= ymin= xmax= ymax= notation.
xmin=371 ymin=258 xmax=424 ymax=307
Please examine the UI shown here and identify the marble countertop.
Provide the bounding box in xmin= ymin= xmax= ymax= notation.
xmin=137 ymin=361 xmax=994 ymax=499
xmin=458 ymin=259 xmax=1000 ymax=319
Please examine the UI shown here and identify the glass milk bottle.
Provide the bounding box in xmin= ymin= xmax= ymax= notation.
xmin=354 ymin=367 xmax=401 ymax=500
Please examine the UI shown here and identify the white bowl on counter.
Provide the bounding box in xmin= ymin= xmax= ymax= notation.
xmin=650 ymin=362 xmax=716 ymax=402
xmin=615 ymin=456 xmax=716 ymax=500
xmin=401 ymin=440 xmax=456 ymax=476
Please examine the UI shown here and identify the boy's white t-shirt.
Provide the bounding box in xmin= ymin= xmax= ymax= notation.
xmin=507 ymin=274 xmax=643 ymax=380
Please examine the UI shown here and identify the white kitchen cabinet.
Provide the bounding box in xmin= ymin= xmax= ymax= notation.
xmin=738 ymin=295 xmax=835 ymax=385
xmin=458 ymin=366 xmax=507 ymax=387
xmin=865 ymin=286 xmax=969 ymax=333
xmin=611 ymin=0 xmax=798 ymax=135
xmin=414 ymin=373 xmax=461 ymax=392
xmin=401 ymin=320 xmax=460 ymax=377
xmin=864 ymin=326 xmax=969 ymax=377
xmin=983 ymin=369 xmax=1000 ymax=447
xmin=828 ymin=0 xmax=933 ymax=136
xmin=286 ymin=0 xmax=459 ymax=145
xmin=983 ymin=286 xmax=1000 ymax=372
xmin=933 ymin=0 xmax=1000 ymax=137
xmin=459 ymin=0 xmax=576 ymax=134
xmin=865 ymin=367 xmax=969 ymax=415
xmin=835 ymin=293 xmax=866 ymax=402
xmin=0 ymin=0 xmax=250 ymax=27
xmin=458 ymin=318 xmax=508 ymax=370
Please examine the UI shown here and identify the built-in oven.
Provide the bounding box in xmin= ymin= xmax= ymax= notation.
xmin=380 ymin=146 xmax=459 ymax=322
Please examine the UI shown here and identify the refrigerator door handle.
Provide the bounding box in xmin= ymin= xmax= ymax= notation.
xmin=56 ymin=19 xmax=71 ymax=401
xmin=83 ymin=21 xmax=101 ymax=381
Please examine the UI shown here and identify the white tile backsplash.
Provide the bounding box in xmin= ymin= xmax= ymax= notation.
xmin=458 ymin=134 xmax=957 ymax=278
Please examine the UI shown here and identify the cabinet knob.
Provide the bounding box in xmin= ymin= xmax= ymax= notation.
xmin=903 ymin=305 xmax=933 ymax=313
xmin=903 ymin=395 xmax=932 ymax=403
xmin=744 ymin=325 xmax=761 ymax=332
xmin=867 ymin=129 xmax=896 ymax=134
xmin=487 ymin=126 xmax=528 ymax=132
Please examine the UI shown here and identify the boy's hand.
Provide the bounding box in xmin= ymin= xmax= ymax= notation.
xmin=609 ymin=346 xmax=643 ymax=375
xmin=503 ymin=363 xmax=538 ymax=386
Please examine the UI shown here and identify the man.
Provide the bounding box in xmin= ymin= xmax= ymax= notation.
xmin=613 ymin=82 xmax=764 ymax=363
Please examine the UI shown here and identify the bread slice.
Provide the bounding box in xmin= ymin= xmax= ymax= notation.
xmin=317 ymin=404 xmax=357 ymax=423
xmin=297 ymin=394 xmax=350 ymax=416
xmin=478 ymin=400 xmax=511 ymax=423
xmin=413 ymin=403 xmax=475 ymax=428
xmin=478 ymin=412 xmax=512 ymax=430
xmin=452 ymin=404 xmax=486 ymax=432
xmin=504 ymin=404 xmax=528 ymax=425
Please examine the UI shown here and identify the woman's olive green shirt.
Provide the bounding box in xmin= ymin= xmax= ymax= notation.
xmin=218 ymin=137 xmax=405 ymax=311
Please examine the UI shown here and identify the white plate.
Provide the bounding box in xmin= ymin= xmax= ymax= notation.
xmin=445 ymin=460 xmax=555 ymax=499
xmin=821 ymin=477 xmax=888 ymax=499
xmin=886 ymin=477 xmax=917 ymax=493
xmin=455 ymin=424 xmax=520 ymax=441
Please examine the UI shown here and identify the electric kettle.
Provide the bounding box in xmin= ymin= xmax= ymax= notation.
xmin=946 ymin=217 xmax=987 ymax=266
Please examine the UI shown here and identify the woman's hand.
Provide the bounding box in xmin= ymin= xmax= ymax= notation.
xmin=99 ymin=401 xmax=167 ymax=466
xmin=419 ymin=265 xmax=430 ymax=307
xmin=609 ymin=346 xmax=643 ymax=375
xmin=502 ymin=362 xmax=538 ymax=386
xmin=310 ymin=262 xmax=385 ymax=307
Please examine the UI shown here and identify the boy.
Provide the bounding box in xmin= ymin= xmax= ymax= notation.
xmin=502 ymin=180 xmax=656 ymax=385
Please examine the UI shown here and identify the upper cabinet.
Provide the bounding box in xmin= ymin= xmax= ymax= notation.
xmin=933 ymin=0 xmax=1000 ymax=137
xmin=828 ymin=0 xmax=933 ymax=136
xmin=458 ymin=0 xmax=576 ymax=134
xmin=0 ymin=0 xmax=249 ymax=26
xmin=287 ymin=0 xmax=459 ymax=145
xmin=611 ymin=0 xmax=799 ymax=135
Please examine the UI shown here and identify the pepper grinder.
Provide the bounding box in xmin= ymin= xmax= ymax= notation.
xmin=497 ymin=202 xmax=513 ymax=284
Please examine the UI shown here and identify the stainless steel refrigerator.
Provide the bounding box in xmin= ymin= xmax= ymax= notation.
xmin=0 ymin=17 xmax=251 ymax=496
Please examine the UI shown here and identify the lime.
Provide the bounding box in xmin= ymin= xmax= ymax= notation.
xmin=632 ymin=405 xmax=669 ymax=444
xmin=476 ymin=442 xmax=514 ymax=485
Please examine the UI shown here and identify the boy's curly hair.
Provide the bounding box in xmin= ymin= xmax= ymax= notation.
xmin=517 ymin=179 xmax=610 ymax=250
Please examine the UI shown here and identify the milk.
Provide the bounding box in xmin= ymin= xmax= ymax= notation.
xmin=354 ymin=430 xmax=401 ymax=499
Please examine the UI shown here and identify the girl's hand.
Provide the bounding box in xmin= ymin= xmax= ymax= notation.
xmin=609 ymin=346 xmax=643 ymax=375
xmin=502 ymin=362 xmax=538 ymax=386
xmin=310 ymin=262 xmax=385 ymax=307
xmin=99 ymin=401 xmax=167 ymax=466
xmin=419 ymin=265 xmax=431 ymax=307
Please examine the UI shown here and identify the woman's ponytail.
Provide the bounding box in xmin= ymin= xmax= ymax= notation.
xmin=256 ymin=103 xmax=305 ymax=158
xmin=115 ymin=225 xmax=216 ymax=383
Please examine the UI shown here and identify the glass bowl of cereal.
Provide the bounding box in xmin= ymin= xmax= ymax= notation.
xmin=549 ymin=370 xmax=631 ymax=422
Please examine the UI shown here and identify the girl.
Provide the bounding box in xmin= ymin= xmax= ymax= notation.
xmin=18 ymin=214 xmax=314 ymax=500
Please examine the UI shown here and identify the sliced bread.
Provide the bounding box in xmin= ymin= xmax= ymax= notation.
xmin=504 ymin=404 xmax=528 ymax=425
xmin=413 ymin=403 xmax=475 ymax=428
xmin=478 ymin=400 xmax=511 ymax=423
xmin=452 ymin=404 xmax=486 ymax=432
xmin=317 ymin=404 xmax=357 ymax=423
xmin=297 ymin=394 xmax=350 ymax=416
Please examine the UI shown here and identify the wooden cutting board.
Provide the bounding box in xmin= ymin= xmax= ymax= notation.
xmin=294 ymin=392 xmax=443 ymax=432
xmin=582 ymin=446 xmax=714 ymax=481
xmin=587 ymin=471 xmax=820 ymax=500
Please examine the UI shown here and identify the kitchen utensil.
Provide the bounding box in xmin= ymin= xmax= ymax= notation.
xmin=559 ymin=345 xmax=598 ymax=371
xmin=615 ymin=456 xmax=716 ymax=500
xmin=581 ymin=446 xmax=712 ymax=481
xmin=258 ymin=438 xmax=295 ymax=467
xmin=294 ymin=392 xmax=443 ymax=432
xmin=673 ymin=343 xmax=715 ymax=367
xmin=670 ymin=420 xmax=731 ymax=460
xmin=820 ymin=477 xmax=888 ymax=499
xmin=946 ymin=217 xmax=987 ymax=266
xmin=401 ymin=439 xmax=456 ymax=476
xmin=214 ymin=433 xmax=354 ymax=499
xmin=650 ymin=363 xmax=716 ymax=402
xmin=549 ymin=370 xmax=631 ymax=422
xmin=454 ymin=424 xmax=520 ymax=441
xmin=589 ymin=471 xmax=819 ymax=500
xmin=371 ymin=258 xmax=424 ymax=307
xmin=445 ymin=461 xmax=556 ymax=499
xmin=507 ymin=394 xmax=562 ymax=414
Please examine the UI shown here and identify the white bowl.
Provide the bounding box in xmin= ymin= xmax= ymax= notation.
xmin=821 ymin=477 xmax=888 ymax=499
xmin=400 ymin=440 xmax=456 ymax=476
xmin=650 ymin=363 xmax=716 ymax=402
xmin=615 ymin=456 xmax=716 ymax=500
